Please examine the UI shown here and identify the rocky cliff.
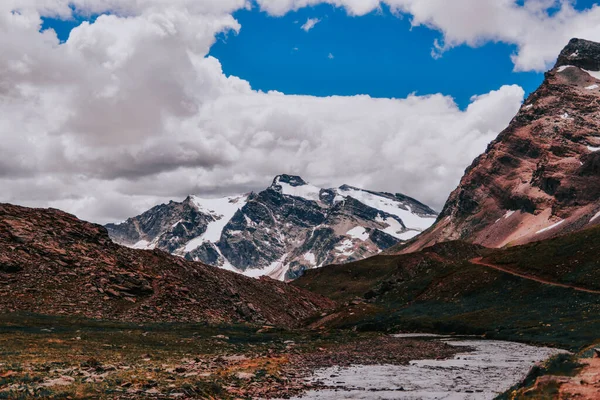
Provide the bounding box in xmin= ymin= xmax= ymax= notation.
xmin=400 ymin=38 xmax=600 ymax=253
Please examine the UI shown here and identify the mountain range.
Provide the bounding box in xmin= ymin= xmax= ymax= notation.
xmin=106 ymin=175 xmax=437 ymax=280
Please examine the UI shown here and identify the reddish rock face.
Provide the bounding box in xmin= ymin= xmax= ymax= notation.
xmin=401 ymin=38 xmax=600 ymax=252
xmin=0 ymin=203 xmax=334 ymax=326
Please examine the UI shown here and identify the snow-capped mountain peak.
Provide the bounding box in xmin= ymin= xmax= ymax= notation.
xmin=106 ymin=175 xmax=437 ymax=280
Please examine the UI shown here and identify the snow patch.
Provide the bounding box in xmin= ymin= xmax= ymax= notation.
xmin=184 ymin=195 xmax=248 ymax=252
xmin=585 ymin=84 xmax=599 ymax=90
xmin=495 ymin=210 xmax=516 ymax=224
xmin=335 ymin=239 xmax=355 ymax=256
xmin=338 ymin=187 xmax=436 ymax=231
xmin=590 ymin=211 xmax=600 ymax=223
xmin=536 ymin=220 xmax=565 ymax=234
xmin=588 ymin=145 xmax=600 ymax=152
xmin=346 ymin=226 xmax=369 ymax=241
xmin=303 ymin=252 xmax=316 ymax=264
xmin=583 ymin=68 xmax=600 ymax=80
xmin=132 ymin=240 xmax=155 ymax=250
xmin=275 ymin=177 xmax=322 ymax=202
xmin=374 ymin=215 xmax=421 ymax=241
xmin=244 ymin=253 xmax=290 ymax=281
xmin=523 ymin=104 xmax=533 ymax=110
xmin=557 ymin=65 xmax=574 ymax=72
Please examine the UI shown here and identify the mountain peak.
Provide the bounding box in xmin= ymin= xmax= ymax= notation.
xmin=272 ymin=174 xmax=308 ymax=188
xmin=555 ymin=38 xmax=600 ymax=71
xmin=398 ymin=39 xmax=600 ymax=254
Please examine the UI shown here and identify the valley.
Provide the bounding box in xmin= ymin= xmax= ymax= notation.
xmin=2 ymin=36 xmax=600 ymax=400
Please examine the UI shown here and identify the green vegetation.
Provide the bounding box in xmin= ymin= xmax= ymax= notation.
xmin=294 ymin=231 xmax=600 ymax=350
xmin=487 ymin=225 xmax=600 ymax=291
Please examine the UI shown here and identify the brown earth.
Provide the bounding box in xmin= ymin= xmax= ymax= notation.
xmin=397 ymin=38 xmax=600 ymax=254
xmin=0 ymin=316 xmax=459 ymax=399
xmin=0 ymin=203 xmax=334 ymax=327
xmin=559 ymin=358 xmax=600 ymax=399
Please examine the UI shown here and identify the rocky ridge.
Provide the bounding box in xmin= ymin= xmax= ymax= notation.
xmin=0 ymin=203 xmax=334 ymax=327
xmin=399 ymin=38 xmax=600 ymax=253
xmin=107 ymin=175 xmax=437 ymax=280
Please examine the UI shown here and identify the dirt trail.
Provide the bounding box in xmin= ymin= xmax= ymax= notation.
xmin=469 ymin=257 xmax=600 ymax=295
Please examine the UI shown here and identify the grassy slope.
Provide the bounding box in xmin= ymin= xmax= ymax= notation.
xmin=294 ymin=228 xmax=600 ymax=350
xmin=485 ymin=225 xmax=600 ymax=290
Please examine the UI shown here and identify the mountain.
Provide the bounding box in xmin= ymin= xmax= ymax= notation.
xmin=399 ymin=38 xmax=600 ymax=253
xmin=0 ymin=203 xmax=334 ymax=327
xmin=293 ymin=225 xmax=600 ymax=349
xmin=106 ymin=175 xmax=437 ymax=280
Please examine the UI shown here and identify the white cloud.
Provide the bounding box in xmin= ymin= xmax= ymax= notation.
xmin=328 ymin=52 xmax=334 ymax=59
xmin=257 ymin=0 xmax=600 ymax=72
xmin=0 ymin=0 xmax=526 ymax=225
xmin=301 ymin=17 xmax=320 ymax=32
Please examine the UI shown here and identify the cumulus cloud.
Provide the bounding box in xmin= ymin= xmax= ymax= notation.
xmin=0 ymin=0 xmax=526 ymax=224
xmin=257 ymin=0 xmax=600 ymax=71
xmin=301 ymin=17 xmax=320 ymax=31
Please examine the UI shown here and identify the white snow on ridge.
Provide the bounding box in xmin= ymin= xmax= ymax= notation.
xmin=557 ymin=65 xmax=574 ymax=72
xmin=184 ymin=195 xmax=248 ymax=252
xmin=585 ymin=84 xmax=599 ymax=90
xmin=583 ymin=68 xmax=600 ymax=80
xmin=590 ymin=211 xmax=600 ymax=223
xmin=557 ymin=65 xmax=600 ymax=80
xmin=244 ymin=253 xmax=290 ymax=280
xmin=588 ymin=145 xmax=600 ymax=152
xmin=375 ymin=215 xmax=413 ymax=240
xmin=276 ymin=177 xmax=322 ymax=202
xmin=346 ymin=226 xmax=369 ymax=241
xmin=536 ymin=220 xmax=565 ymax=235
xmin=132 ymin=239 xmax=155 ymax=250
xmin=339 ymin=186 xmax=436 ymax=231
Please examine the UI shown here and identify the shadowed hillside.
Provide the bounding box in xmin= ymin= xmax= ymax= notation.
xmin=294 ymin=226 xmax=600 ymax=349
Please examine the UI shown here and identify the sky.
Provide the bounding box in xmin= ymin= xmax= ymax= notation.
xmin=2 ymin=0 xmax=600 ymax=224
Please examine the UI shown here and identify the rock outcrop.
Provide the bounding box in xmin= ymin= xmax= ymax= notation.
xmin=400 ymin=38 xmax=600 ymax=253
xmin=0 ymin=203 xmax=334 ymax=326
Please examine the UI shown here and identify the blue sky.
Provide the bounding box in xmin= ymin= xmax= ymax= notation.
xmin=209 ymin=3 xmax=543 ymax=109
xmin=42 ymin=1 xmax=599 ymax=109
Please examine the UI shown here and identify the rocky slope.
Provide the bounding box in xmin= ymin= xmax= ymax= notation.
xmin=0 ymin=203 xmax=334 ymax=327
xmin=107 ymin=175 xmax=437 ymax=280
xmin=399 ymin=38 xmax=600 ymax=253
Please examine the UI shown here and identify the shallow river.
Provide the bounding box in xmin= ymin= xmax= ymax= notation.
xmin=290 ymin=334 xmax=566 ymax=400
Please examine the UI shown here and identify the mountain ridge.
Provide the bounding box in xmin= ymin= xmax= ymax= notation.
xmin=396 ymin=38 xmax=600 ymax=254
xmin=107 ymin=175 xmax=438 ymax=280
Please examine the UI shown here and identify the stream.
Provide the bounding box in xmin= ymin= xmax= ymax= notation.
xmin=290 ymin=334 xmax=566 ymax=399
